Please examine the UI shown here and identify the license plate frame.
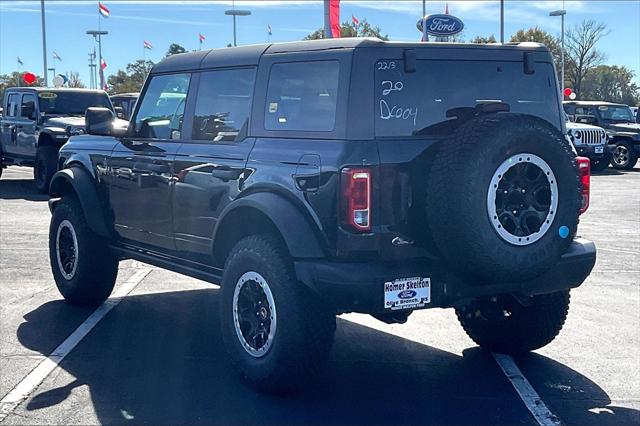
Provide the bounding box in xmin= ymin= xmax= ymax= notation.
xmin=595 ymin=146 xmax=604 ymax=154
xmin=384 ymin=277 xmax=431 ymax=311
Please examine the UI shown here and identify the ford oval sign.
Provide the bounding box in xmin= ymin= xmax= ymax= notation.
xmin=422 ymin=14 xmax=464 ymax=37
xmin=398 ymin=290 xmax=417 ymax=299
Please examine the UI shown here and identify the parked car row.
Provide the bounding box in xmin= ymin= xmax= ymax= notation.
xmin=564 ymin=101 xmax=640 ymax=171
xmin=0 ymin=88 xmax=135 ymax=191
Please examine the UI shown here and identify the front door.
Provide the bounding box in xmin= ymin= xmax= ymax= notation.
xmin=1 ymin=93 xmax=21 ymax=156
xmin=16 ymin=93 xmax=38 ymax=157
xmin=106 ymin=72 xmax=192 ymax=250
xmin=172 ymin=68 xmax=257 ymax=260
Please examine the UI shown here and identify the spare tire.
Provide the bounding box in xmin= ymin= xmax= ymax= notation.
xmin=426 ymin=113 xmax=580 ymax=283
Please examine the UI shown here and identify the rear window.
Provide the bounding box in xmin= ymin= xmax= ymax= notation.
xmin=38 ymin=91 xmax=112 ymax=116
xmin=265 ymin=61 xmax=339 ymax=132
xmin=375 ymin=59 xmax=560 ymax=137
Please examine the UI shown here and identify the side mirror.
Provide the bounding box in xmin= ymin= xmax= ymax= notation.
xmin=85 ymin=107 xmax=115 ymax=136
xmin=114 ymin=106 xmax=125 ymax=119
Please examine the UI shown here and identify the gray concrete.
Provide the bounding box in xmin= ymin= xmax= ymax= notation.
xmin=1 ymin=164 xmax=638 ymax=425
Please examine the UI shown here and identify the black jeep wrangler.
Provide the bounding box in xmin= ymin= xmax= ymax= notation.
xmin=564 ymin=100 xmax=640 ymax=170
xmin=0 ymin=88 xmax=120 ymax=192
xmin=48 ymin=39 xmax=596 ymax=393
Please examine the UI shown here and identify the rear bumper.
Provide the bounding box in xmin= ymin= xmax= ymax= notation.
xmin=295 ymin=238 xmax=596 ymax=314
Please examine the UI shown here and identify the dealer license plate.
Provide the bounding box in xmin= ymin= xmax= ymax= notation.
xmin=595 ymin=146 xmax=604 ymax=154
xmin=384 ymin=277 xmax=431 ymax=310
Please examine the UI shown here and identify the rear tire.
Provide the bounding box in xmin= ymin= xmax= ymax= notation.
xmin=34 ymin=146 xmax=58 ymax=193
xmin=611 ymin=140 xmax=639 ymax=170
xmin=49 ymin=196 xmax=118 ymax=306
xmin=456 ymin=291 xmax=570 ymax=354
xmin=220 ymin=235 xmax=336 ymax=393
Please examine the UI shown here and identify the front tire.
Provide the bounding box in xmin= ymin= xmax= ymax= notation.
xmin=49 ymin=196 xmax=118 ymax=306
xmin=34 ymin=146 xmax=58 ymax=193
xmin=220 ymin=235 xmax=336 ymax=393
xmin=611 ymin=140 xmax=639 ymax=170
xmin=456 ymin=291 xmax=570 ymax=354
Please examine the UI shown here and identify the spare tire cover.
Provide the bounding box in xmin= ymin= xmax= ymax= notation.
xmin=426 ymin=113 xmax=580 ymax=283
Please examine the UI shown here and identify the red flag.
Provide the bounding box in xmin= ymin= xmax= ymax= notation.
xmin=98 ymin=2 xmax=110 ymax=18
xmin=101 ymin=58 xmax=107 ymax=70
xmin=143 ymin=40 xmax=153 ymax=50
xmin=329 ymin=0 xmax=340 ymax=38
xmin=199 ymin=33 xmax=206 ymax=42
xmin=352 ymin=14 xmax=359 ymax=26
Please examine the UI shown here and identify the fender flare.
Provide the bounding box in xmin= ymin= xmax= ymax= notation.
xmin=212 ymin=192 xmax=326 ymax=259
xmin=49 ymin=167 xmax=110 ymax=238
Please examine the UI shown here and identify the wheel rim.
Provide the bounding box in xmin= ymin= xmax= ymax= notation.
xmin=56 ymin=220 xmax=78 ymax=280
xmin=232 ymin=271 xmax=277 ymax=358
xmin=487 ymin=153 xmax=558 ymax=246
xmin=613 ymin=145 xmax=629 ymax=166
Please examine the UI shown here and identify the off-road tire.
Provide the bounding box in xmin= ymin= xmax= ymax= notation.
xmin=49 ymin=196 xmax=118 ymax=306
xmin=34 ymin=146 xmax=58 ymax=193
xmin=220 ymin=235 xmax=336 ymax=393
xmin=611 ymin=140 xmax=639 ymax=170
xmin=456 ymin=291 xmax=570 ymax=354
xmin=426 ymin=113 xmax=580 ymax=283
xmin=590 ymin=157 xmax=609 ymax=172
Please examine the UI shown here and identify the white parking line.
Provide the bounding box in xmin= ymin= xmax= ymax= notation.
xmin=0 ymin=268 xmax=151 ymax=423
xmin=492 ymin=352 xmax=562 ymax=426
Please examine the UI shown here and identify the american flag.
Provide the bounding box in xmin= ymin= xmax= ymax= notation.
xmin=267 ymin=24 xmax=272 ymax=36
xmin=199 ymin=33 xmax=206 ymax=42
xmin=143 ymin=40 xmax=153 ymax=50
xmin=53 ymin=51 xmax=62 ymax=61
xmin=98 ymin=2 xmax=110 ymax=18
xmin=352 ymin=14 xmax=359 ymax=26
xmin=101 ymin=58 xmax=107 ymax=70
xmin=17 ymin=57 xmax=23 ymax=66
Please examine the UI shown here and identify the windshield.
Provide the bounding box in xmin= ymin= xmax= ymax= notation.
xmin=597 ymin=105 xmax=634 ymax=123
xmin=374 ymin=59 xmax=561 ymax=137
xmin=38 ymin=91 xmax=112 ymax=116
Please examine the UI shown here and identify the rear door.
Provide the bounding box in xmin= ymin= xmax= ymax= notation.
xmin=172 ymin=67 xmax=256 ymax=260
xmin=107 ymin=72 xmax=191 ymax=250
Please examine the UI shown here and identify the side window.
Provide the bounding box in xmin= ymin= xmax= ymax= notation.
xmin=192 ymin=68 xmax=255 ymax=142
xmin=20 ymin=94 xmax=36 ymax=119
xmin=265 ymin=61 xmax=339 ymax=132
xmin=6 ymin=94 xmax=20 ymax=117
xmin=133 ymin=73 xmax=191 ymax=140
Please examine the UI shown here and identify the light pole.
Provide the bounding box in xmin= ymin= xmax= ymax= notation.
xmin=40 ymin=0 xmax=48 ymax=86
xmin=500 ymin=0 xmax=504 ymax=43
xmin=225 ymin=8 xmax=251 ymax=47
xmin=549 ymin=9 xmax=567 ymax=92
xmin=86 ymin=30 xmax=108 ymax=89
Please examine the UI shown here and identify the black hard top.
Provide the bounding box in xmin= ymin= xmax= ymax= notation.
xmin=151 ymin=37 xmax=550 ymax=74
xmin=6 ymin=87 xmax=108 ymax=95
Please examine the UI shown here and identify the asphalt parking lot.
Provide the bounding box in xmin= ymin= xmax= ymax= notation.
xmin=0 ymin=165 xmax=638 ymax=426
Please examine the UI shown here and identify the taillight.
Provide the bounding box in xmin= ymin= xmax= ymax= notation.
xmin=341 ymin=168 xmax=371 ymax=232
xmin=576 ymin=156 xmax=590 ymax=214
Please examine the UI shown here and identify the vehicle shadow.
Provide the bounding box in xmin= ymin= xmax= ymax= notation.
xmin=0 ymin=178 xmax=49 ymax=201
xmin=16 ymin=289 xmax=639 ymax=426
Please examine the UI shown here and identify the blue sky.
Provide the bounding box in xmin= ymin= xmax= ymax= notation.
xmin=1 ymin=0 xmax=639 ymax=86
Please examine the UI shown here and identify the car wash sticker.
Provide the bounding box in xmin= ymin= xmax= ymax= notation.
xmin=384 ymin=277 xmax=431 ymax=310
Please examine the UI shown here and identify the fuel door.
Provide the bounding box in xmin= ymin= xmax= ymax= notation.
xmin=294 ymin=154 xmax=321 ymax=193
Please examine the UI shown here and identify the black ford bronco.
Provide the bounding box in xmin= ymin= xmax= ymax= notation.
xmin=48 ymin=39 xmax=596 ymax=392
xmin=564 ymin=100 xmax=640 ymax=170
xmin=0 ymin=88 xmax=122 ymax=192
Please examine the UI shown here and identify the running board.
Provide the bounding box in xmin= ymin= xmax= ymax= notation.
xmin=111 ymin=245 xmax=223 ymax=286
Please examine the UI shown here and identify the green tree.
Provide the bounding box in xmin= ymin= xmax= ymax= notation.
xmin=510 ymin=27 xmax=562 ymax=80
xmin=106 ymin=59 xmax=154 ymax=94
xmin=565 ymin=20 xmax=609 ymax=99
xmin=0 ymin=72 xmax=44 ymax=101
xmin=581 ymin=65 xmax=639 ymax=105
xmin=304 ymin=20 xmax=388 ymax=40
xmin=166 ymin=43 xmax=187 ymax=57
xmin=471 ymin=35 xmax=497 ymax=44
